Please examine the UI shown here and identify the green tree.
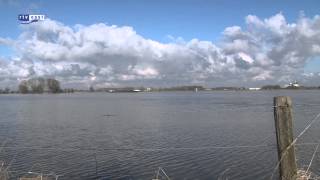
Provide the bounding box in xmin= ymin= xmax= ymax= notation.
xmin=261 ymin=85 xmax=281 ymax=90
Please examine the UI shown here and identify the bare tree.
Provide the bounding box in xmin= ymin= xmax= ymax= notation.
xmin=28 ymin=78 xmax=45 ymax=93
xmin=18 ymin=80 xmax=29 ymax=94
xmin=18 ymin=78 xmax=62 ymax=94
xmin=47 ymin=78 xmax=61 ymax=93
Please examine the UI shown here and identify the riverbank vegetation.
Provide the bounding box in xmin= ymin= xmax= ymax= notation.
xmin=18 ymin=78 xmax=62 ymax=94
xmin=1 ymin=79 xmax=320 ymax=94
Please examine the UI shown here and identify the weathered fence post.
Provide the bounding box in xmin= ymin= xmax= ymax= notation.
xmin=274 ymin=96 xmax=297 ymax=180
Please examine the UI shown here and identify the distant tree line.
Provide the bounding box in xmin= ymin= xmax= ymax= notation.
xmin=261 ymin=85 xmax=282 ymax=90
xmin=63 ymin=88 xmax=75 ymax=93
xmin=18 ymin=78 xmax=62 ymax=94
xmin=0 ymin=87 xmax=13 ymax=94
xmin=2 ymin=82 xmax=320 ymax=95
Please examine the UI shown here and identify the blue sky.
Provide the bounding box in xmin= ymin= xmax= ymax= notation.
xmin=1 ymin=0 xmax=320 ymax=41
xmin=0 ymin=0 xmax=320 ymax=87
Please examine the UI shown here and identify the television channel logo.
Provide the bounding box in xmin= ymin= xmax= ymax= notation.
xmin=18 ymin=14 xmax=46 ymax=24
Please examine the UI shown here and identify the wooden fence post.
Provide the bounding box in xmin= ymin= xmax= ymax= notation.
xmin=274 ymin=96 xmax=297 ymax=180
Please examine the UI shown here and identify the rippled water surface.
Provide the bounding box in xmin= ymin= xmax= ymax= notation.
xmin=0 ymin=91 xmax=320 ymax=179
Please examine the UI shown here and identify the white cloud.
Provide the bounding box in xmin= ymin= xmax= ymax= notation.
xmin=133 ymin=66 xmax=159 ymax=77
xmin=0 ymin=37 xmax=14 ymax=46
xmin=238 ymin=52 xmax=254 ymax=64
xmin=1 ymin=13 xmax=320 ymax=88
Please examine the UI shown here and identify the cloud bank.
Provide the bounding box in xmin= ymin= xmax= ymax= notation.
xmin=1 ymin=13 xmax=320 ymax=88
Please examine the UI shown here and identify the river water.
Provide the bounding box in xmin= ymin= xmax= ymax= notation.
xmin=0 ymin=90 xmax=320 ymax=179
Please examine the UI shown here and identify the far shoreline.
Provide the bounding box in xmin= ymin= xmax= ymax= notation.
xmin=1 ymin=88 xmax=320 ymax=96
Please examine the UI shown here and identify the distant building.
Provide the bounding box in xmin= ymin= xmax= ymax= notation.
xmin=145 ymin=87 xmax=152 ymax=92
xmin=286 ymin=81 xmax=300 ymax=88
xmin=249 ymin=87 xmax=261 ymax=91
xmin=290 ymin=81 xmax=300 ymax=87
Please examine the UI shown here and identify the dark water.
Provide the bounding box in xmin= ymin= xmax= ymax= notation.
xmin=0 ymin=91 xmax=320 ymax=179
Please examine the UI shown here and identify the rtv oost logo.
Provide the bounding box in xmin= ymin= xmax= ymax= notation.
xmin=18 ymin=14 xmax=46 ymax=24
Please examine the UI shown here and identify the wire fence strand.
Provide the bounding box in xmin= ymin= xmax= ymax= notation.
xmin=270 ymin=111 xmax=320 ymax=180
xmin=306 ymin=141 xmax=320 ymax=175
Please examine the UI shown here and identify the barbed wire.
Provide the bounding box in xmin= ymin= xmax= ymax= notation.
xmin=270 ymin=111 xmax=320 ymax=180
xmin=1 ymin=104 xmax=320 ymax=179
xmin=0 ymin=139 xmax=8 ymax=154
xmin=295 ymin=104 xmax=320 ymax=107
xmin=306 ymin=141 xmax=320 ymax=175
xmin=1 ymin=144 xmax=275 ymax=152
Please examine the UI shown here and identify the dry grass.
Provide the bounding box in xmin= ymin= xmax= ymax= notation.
xmin=297 ymin=170 xmax=311 ymax=180
xmin=297 ymin=169 xmax=320 ymax=180
xmin=19 ymin=176 xmax=52 ymax=180
xmin=0 ymin=162 xmax=9 ymax=180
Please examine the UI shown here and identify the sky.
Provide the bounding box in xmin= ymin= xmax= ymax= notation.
xmin=0 ymin=0 xmax=320 ymax=88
